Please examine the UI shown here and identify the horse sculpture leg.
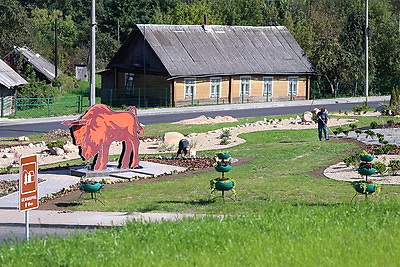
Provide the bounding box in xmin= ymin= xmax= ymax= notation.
xmin=129 ymin=136 xmax=141 ymax=169
xmin=119 ymin=141 xmax=133 ymax=169
xmin=93 ymin=144 xmax=110 ymax=170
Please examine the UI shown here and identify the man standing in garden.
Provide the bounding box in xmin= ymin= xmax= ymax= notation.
xmin=317 ymin=107 xmax=329 ymax=141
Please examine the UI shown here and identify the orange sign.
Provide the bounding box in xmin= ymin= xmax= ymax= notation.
xmin=19 ymin=155 xmax=39 ymax=211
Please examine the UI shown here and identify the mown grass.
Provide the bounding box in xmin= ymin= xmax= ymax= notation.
xmin=1 ymin=202 xmax=400 ymax=266
xmin=1 ymin=113 xmax=400 ymax=265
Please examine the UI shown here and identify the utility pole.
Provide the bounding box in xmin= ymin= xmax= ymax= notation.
xmin=365 ymin=0 xmax=369 ymax=100
xmin=90 ymin=0 xmax=96 ymax=106
xmin=54 ymin=18 xmax=58 ymax=79
xmin=117 ymin=19 xmax=120 ymax=43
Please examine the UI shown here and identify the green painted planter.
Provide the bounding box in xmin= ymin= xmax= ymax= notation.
xmin=354 ymin=183 xmax=377 ymax=194
xmin=215 ymin=180 xmax=235 ymax=191
xmin=215 ymin=165 xmax=232 ymax=172
xmin=359 ymin=154 xmax=374 ymax=162
xmin=217 ymin=152 xmax=231 ymax=159
xmin=80 ymin=183 xmax=103 ymax=193
xmin=358 ymin=167 xmax=376 ymax=175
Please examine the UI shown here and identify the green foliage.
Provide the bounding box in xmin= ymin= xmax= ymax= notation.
xmin=389 ymin=86 xmax=400 ymax=106
xmin=343 ymin=152 xmax=360 ymax=167
xmin=348 ymin=123 xmax=357 ymax=130
xmin=353 ymin=101 xmax=369 ymax=114
xmin=219 ymin=129 xmax=231 ymax=139
xmin=47 ymin=140 xmax=66 ymax=149
xmin=370 ymin=121 xmax=378 ymax=128
xmin=374 ymin=161 xmax=387 ymax=176
xmin=18 ymin=65 xmax=60 ymax=99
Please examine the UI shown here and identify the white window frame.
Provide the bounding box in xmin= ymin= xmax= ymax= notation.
xmin=124 ymin=73 xmax=135 ymax=95
xmin=288 ymin=77 xmax=299 ymax=97
xmin=240 ymin=76 xmax=251 ymax=96
xmin=263 ymin=77 xmax=273 ymax=97
xmin=184 ymin=78 xmax=196 ymax=99
xmin=210 ymin=77 xmax=222 ymax=98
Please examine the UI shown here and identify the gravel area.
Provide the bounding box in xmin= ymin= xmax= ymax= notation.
xmin=324 ymin=154 xmax=400 ymax=185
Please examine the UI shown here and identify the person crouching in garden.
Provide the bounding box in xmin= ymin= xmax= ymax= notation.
xmin=176 ymin=139 xmax=191 ymax=158
xmin=317 ymin=107 xmax=329 ymax=141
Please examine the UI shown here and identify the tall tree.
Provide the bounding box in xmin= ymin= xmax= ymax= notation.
xmin=0 ymin=0 xmax=31 ymax=57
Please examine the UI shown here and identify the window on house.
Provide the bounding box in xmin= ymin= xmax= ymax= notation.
xmin=263 ymin=77 xmax=273 ymax=96
xmin=184 ymin=78 xmax=196 ymax=99
xmin=124 ymin=73 xmax=134 ymax=95
xmin=240 ymin=76 xmax=251 ymax=96
xmin=288 ymin=77 xmax=298 ymax=97
xmin=210 ymin=77 xmax=222 ymax=98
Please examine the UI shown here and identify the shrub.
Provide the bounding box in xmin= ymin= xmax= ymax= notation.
xmin=383 ymin=144 xmax=395 ymax=153
xmin=370 ymin=121 xmax=378 ymax=128
xmin=47 ymin=140 xmax=67 ymax=149
xmin=219 ymin=129 xmax=231 ymax=139
xmin=373 ymin=147 xmax=384 ymax=155
xmin=343 ymin=153 xmax=360 ymax=167
xmin=353 ymin=101 xmax=369 ymax=114
xmin=220 ymin=137 xmax=231 ymax=145
xmin=374 ymin=161 xmax=387 ymax=176
xmin=389 ymin=86 xmax=400 ymax=107
xmin=349 ymin=123 xmax=358 ymax=130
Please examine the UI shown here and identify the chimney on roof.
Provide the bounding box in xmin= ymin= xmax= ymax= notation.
xmin=204 ymin=14 xmax=208 ymax=25
xmin=202 ymin=14 xmax=212 ymax=32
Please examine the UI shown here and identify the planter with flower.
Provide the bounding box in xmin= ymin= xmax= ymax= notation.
xmin=352 ymin=151 xmax=381 ymax=199
xmin=210 ymin=152 xmax=236 ymax=201
xmin=79 ymin=178 xmax=105 ymax=205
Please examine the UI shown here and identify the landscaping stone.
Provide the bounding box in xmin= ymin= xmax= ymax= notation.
xmin=162 ymin=132 xmax=185 ymax=146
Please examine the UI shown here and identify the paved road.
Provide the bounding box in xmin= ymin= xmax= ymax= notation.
xmin=0 ymin=97 xmax=388 ymax=137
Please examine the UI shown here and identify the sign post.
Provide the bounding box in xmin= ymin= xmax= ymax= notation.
xmin=19 ymin=155 xmax=39 ymax=241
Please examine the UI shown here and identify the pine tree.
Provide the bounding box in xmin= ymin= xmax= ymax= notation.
xmin=389 ymin=86 xmax=400 ymax=107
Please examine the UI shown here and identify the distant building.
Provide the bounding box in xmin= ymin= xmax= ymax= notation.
xmin=75 ymin=64 xmax=88 ymax=81
xmin=3 ymin=46 xmax=62 ymax=83
xmin=101 ymin=24 xmax=315 ymax=107
xmin=0 ymin=59 xmax=27 ymax=116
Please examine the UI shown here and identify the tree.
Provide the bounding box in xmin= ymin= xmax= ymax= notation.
xmin=0 ymin=0 xmax=31 ymax=57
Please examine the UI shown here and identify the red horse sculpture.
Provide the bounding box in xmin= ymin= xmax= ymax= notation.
xmin=62 ymin=104 xmax=144 ymax=170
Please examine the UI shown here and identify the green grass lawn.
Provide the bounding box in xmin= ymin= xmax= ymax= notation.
xmin=1 ymin=114 xmax=400 ymax=265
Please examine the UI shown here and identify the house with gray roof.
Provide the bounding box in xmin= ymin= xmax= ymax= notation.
xmin=0 ymin=59 xmax=27 ymax=116
xmin=101 ymin=24 xmax=315 ymax=107
xmin=3 ymin=46 xmax=61 ymax=83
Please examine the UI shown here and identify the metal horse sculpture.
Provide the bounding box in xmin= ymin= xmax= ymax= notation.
xmin=62 ymin=104 xmax=144 ymax=170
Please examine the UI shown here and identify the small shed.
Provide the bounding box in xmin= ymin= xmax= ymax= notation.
xmin=3 ymin=46 xmax=62 ymax=83
xmin=0 ymin=59 xmax=28 ymax=116
xmin=75 ymin=64 xmax=88 ymax=81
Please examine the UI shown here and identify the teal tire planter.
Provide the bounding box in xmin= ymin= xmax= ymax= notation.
xmin=215 ymin=165 xmax=232 ymax=172
xmin=354 ymin=183 xmax=377 ymax=194
xmin=359 ymin=154 xmax=374 ymax=162
xmin=213 ymin=180 xmax=235 ymax=191
xmin=217 ymin=152 xmax=231 ymax=159
xmin=358 ymin=168 xmax=376 ymax=175
xmin=80 ymin=183 xmax=103 ymax=193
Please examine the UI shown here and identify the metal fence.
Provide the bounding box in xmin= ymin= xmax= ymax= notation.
xmin=13 ymin=95 xmax=88 ymax=118
xmin=101 ymin=87 xmax=170 ymax=109
xmin=310 ymin=77 xmax=400 ymax=99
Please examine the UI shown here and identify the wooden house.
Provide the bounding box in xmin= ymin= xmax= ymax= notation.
xmin=3 ymin=46 xmax=62 ymax=83
xmin=0 ymin=59 xmax=27 ymax=116
xmin=101 ymin=24 xmax=315 ymax=107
